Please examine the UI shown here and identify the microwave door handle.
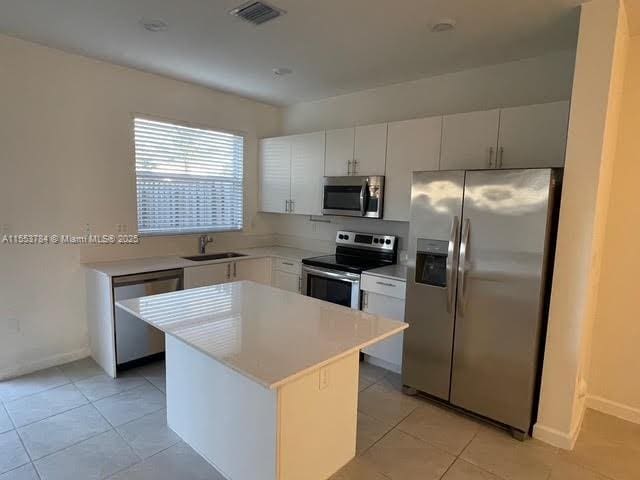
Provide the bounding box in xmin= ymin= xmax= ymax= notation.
xmin=360 ymin=179 xmax=368 ymax=216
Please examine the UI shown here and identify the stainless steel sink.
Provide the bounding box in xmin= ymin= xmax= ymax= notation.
xmin=182 ymin=252 xmax=247 ymax=262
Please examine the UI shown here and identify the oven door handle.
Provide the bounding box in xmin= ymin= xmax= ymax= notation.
xmin=360 ymin=179 xmax=369 ymax=216
xmin=302 ymin=266 xmax=361 ymax=283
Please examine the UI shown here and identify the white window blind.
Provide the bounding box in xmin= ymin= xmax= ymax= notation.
xmin=134 ymin=118 xmax=244 ymax=235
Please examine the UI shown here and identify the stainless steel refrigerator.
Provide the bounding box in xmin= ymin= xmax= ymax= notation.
xmin=403 ymin=168 xmax=560 ymax=437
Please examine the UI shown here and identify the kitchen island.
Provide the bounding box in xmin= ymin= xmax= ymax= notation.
xmin=116 ymin=281 xmax=407 ymax=480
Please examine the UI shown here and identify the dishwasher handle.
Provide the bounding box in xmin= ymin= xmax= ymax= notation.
xmin=112 ymin=269 xmax=184 ymax=287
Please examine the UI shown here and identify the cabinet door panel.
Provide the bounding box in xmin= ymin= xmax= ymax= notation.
xmin=234 ymin=258 xmax=271 ymax=285
xmin=441 ymin=109 xmax=500 ymax=170
xmin=362 ymin=292 xmax=405 ymax=369
xmin=497 ymin=101 xmax=570 ymax=169
xmin=184 ymin=263 xmax=230 ymax=289
xmin=325 ymin=128 xmax=354 ymax=176
xmin=273 ymin=270 xmax=301 ymax=293
xmin=385 ymin=117 xmax=442 ymax=221
xmin=259 ymin=137 xmax=291 ymax=213
xmin=291 ymin=132 xmax=325 ymax=215
xmin=354 ymin=123 xmax=387 ymax=176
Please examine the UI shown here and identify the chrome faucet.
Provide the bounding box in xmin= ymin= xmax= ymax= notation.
xmin=198 ymin=235 xmax=214 ymax=255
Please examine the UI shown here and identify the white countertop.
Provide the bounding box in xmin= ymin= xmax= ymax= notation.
xmin=84 ymin=246 xmax=325 ymax=277
xmin=363 ymin=264 xmax=408 ymax=282
xmin=116 ymin=281 xmax=407 ymax=389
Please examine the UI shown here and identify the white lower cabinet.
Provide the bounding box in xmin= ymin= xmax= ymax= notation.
xmin=361 ymin=274 xmax=405 ymax=372
xmin=184 ymin=263 xmax=230 ymax=289
xmin=272 ymin=258 xmax=302 ymax=293
xmin=185 ymin=258 xmax=271 ymax=289
xmin=273 ymin=270 xmax=301 ymax=293
xmin=234 ymin=258 xmax=272 ymax=285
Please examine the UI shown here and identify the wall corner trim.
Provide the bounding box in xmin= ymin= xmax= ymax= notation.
xmin=532 ymin=403 xmax=586 ymax=450
xmin=587 ymin=395 xmax=640 ymax=425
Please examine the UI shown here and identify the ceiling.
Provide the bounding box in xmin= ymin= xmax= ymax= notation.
xmin=0 ymin=0 xmax=582 ymax=106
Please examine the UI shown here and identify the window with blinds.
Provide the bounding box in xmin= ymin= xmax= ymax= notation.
xmin=134 ymin=118 xmax=244 ymax=235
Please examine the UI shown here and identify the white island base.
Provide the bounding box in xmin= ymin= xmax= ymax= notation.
xmin=116 ymin=282 xmax=407 ymax=480
xmin=167 ymin=335 xmax=358 ymax=480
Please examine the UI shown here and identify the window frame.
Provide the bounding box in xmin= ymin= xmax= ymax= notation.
xmin=131 ymin=114 xmax=248 ymax=237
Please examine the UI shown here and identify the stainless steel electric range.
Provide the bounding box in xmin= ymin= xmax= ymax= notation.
xmin=301 ymin=231 xmax=398 ymax=309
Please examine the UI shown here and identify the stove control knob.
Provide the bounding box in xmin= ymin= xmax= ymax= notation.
xmin=338 ymin=234 xmax=344 ymax=240
xmin=344 ymin=235 xmax=350 ymax=240
xmin=374 ymin=238 xmax=379 ymax=244
xmin=385 ymin=239 xmax=391 ymax=245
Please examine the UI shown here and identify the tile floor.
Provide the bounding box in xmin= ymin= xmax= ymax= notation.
xmin=0 ymin=358 xmax=637 ymax=480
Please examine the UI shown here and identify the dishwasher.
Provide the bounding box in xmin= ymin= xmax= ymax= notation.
xmin=113 ymin=269 xmax=183 ymax=369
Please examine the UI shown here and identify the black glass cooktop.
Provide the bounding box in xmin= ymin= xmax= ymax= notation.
xmin=302 ymin=254 xmax=391 ymax=274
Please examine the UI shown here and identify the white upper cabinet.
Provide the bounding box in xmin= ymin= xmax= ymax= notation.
xmin=440 ymin=109 xmax=500 ymax=170
xmin=325 ymin=128 xmax=355 ymax=176
xmin=384 ymin=117 xmax=442 ymax=221
xmin=290 ymin=132 xmax=325 ymax=215
xmin=497 ymin=101 xmax=570 ymax=169
xmin=259 ymin=137 xmax=291 ymax=213
xmin=325 ymin=124 xmax=387 ymax=176
xmin=353 ymin=123 xmax=388 ymax=176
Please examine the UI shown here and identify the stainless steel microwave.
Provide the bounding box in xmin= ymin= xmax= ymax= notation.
xmin=322 ymin=176 xmax=384 ymax=218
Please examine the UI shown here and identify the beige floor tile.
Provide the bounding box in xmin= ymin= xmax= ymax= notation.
xmin=398 ymin=402 xmax=481 ymax=455
xmin=362 ymin=428 xmax=455 ymax=480
xmin=548 ymin=458 xmax=609 ymax=480
xmin=330 ymin=457 xmax=389 ymax=480
xmin=359 ymin=362 xmax=388 ymax=382
xmin=358 ymin=375 xmax=376 ymax=392
xmin=461 ymin=427 xmax=558 ymax=480
xmin=358 ymin=382 xmax=420 ymax=425
xmin=560 ymin=410 xmax=640 ymax=480
xmin=356 ymin=412 xmax=393 ymax=454
xmin=442 ymin=459 xmax=502 ymax=480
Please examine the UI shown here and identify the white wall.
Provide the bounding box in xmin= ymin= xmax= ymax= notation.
xmin=534 ymin=0 xmax=629 ymax=449
xmin=282 ymin=50 xmax=575 ymax=134
xmin=0 ymin=34 xmax=282 ymax=379
xmin=588 ymin=33 xmax=640 ymax=423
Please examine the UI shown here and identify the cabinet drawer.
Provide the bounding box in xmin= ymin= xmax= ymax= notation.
xmin=361 ymin=274 xmax=406 ymax=299
xmin=273 ymin=258 xmax=301 ymax=275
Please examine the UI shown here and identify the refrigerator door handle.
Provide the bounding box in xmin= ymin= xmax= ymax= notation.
xmin=446 ymin=216 xmax=459 ymax=313
xmin=458 ymin=218 xmax=471 ymax=315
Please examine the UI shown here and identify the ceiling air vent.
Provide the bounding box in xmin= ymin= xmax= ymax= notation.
xmin=229 ymin=1 xmax=285 ymax=25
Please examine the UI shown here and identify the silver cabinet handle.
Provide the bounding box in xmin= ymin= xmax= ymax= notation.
xmin=446 ymin=216 xmax=459 ymax=314
xmin=498 ymin=147 xmax=504 ymax=168
xmin=362 ymin=291 xmax=368 ymax=309
xmin=282 ymin=261 xmax=294 ymax=266
xmin=376 ymin=281 xmax=395 ymax=287
xmin=347 ymin=160 xmax=352 ymax=175
xmin=488 ymin=147 xmax=494 ymax=168
xmin=298 ymin=276 xmax=302 ymax=292
xmin=290 ymin=200 xmax=295 ymax=213
xmin=352 ymin=159 xmax=358 ymax=175
xmin=284 ymin=200 xmax=289 ymax=213
xmin=457 ymin=219 xmax=470 ymax=315
xmin=233 ymin=262 xmax=237 ymax=278
xmin=226 ymin=263 xmax=231 ymax=280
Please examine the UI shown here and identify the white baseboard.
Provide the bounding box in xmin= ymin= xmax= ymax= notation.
xmin=363 ymin=354 xmax=402 ymax=374
xmin=0 ymin=347 xmax=91 ymax=381
xmin=587 ymin=395 xmax=640 ymax=425
xmin=533 ymin=401 xmax=586 ymax=450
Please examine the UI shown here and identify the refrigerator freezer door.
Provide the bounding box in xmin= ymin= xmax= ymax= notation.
xmin=450 ymin=169 xmax=554 ymax=431
xmin=403 ymin=170 xmax=465 ymax=400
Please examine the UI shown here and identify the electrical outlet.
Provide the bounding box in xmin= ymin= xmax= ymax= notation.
xmin=319 ymin=366 xmax=329 ymax=390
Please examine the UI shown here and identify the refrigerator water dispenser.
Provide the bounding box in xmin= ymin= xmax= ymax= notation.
xmin=415 ymin=238 xmax=449 ymax=287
